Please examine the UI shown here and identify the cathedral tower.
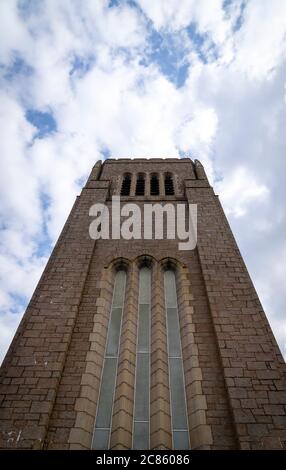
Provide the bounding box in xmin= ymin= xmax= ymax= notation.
xmin=0 ymin=158 xmax=285 ymax=450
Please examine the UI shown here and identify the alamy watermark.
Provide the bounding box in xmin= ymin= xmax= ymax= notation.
xmin=89 ymin=196 xmax=197 ymax=251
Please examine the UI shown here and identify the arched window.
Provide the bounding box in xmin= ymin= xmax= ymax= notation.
xmin=164 ymin=174 xmax=175 ymax=195
xmin=121 ymin=174 xmax=131 ymax=196
xmin=150 ymin=174 xmax=159 ymax=196
xmin=164 ymin=269 xmax=189 ymax=449
xmin=92 ymin=269 xmax=127 ymax=450
xmin=133 ymin=266 xmax=151 ymax=449
xmin=135 ymin=173 xmax=145 ymax=196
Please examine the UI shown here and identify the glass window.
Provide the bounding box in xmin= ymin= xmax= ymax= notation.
xmin=164 ymin=270 xmax=190 ymax=449
xmin=92 ymin=429 xmax=109 ymax=450
xmin=92 ymin=270 xmax=126 ymax=449
xmin=173 ymin=430 xmax=190 ymax=450
xmin=133 ymin=266 xmax=151 ymax=449
xmin=106 ymin=308 xmax=123 ymax=357
xmin=134 ymin=353 xmax=149 ymax=421
xmin=94 ymin=358 xmax=117 ymax=429
xmin=169 ymin=358 xmax=188 ymax=430
xmin=133 ymin=422 xmax=149 ymax=450
xmin=137 ymin=304 xmax=150 ymax=353
xmin=166 ymin=308 xmax=181 ymax=357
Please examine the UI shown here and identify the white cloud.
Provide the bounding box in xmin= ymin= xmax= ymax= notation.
xmin=136 ymin=0 xmax=231 ymax=41
xmin=218 ymin=166 xmax=270 ymax=217
xmin=0 ymin=92 xmax=42 ymax=236
xmin=233 ymin=0 xmax=286 ymax=79
xmin=254 ymin=246 xmax=286 ymax=359
xmin=177 ymin=106 xmax=218 ymax=180
xmin=0 ymin=0 xmax=30 ymax=63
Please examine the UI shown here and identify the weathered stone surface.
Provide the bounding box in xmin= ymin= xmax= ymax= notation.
xmin=0 ymin=158 xmax=285 ymax=450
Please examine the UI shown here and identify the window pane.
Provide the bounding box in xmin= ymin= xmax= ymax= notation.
xmin=95 ymin=357 xmax=117 ymax=429
xmin=139 ymin=267 xmax=151 ymax=303
xmin=134 ymin=353 xmax=149 ymax=421
xmin=106 ymin=307 xmax=123 ymax=357
xmin=138 ymin=304 xmax=150 ymax=353
xmin=173 ymin=430 xmax=189 ymax=450
xmin=92 ymin=270 xmax=127 ymax=450
xmin=169 ymin=358 xmax=188 ymax=430
xmin=112 ymin=270 xmax=126 ymax=307
xmin=133 ymin=422 xmax=149 ymax=450
xmin=133 ymin=266 xmax=151 ymax=449
xmin=167 ymin=308 xmax=181 ymax=357
xmin=164 ymin=270 xmax=190 ymax=449
xmin=92 ymin=429 xmax=110 ymax=450
xmin=164 ymin=270 xmax=177 ymax=307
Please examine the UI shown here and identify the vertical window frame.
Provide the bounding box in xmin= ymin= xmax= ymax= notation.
xmin=132 ymin=265 xmax=151 ymax=449
xmin=92 ymin=269 xmax=127 ymax=450
xmin=164 ymin=268 xmax=190 ymax=450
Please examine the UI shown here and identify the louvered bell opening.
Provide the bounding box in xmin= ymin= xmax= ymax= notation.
xmin=136 ymin=176 xmax=145 ymax=196
xmin=150 ymin=176 xmax=159 ymax=195
xmin=165 ymin=176 xmax=174 ymax=195
xmin=121 ymin=175 xmax=131 ymax=196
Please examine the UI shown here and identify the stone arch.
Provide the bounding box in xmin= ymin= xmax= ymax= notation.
xmin=159 ymin=256 xmax=184 ymax=272
xmin=133 ymin=253 xmax=156 ymax=269
xmin=109 ymin=256 xmax=131 ymax=274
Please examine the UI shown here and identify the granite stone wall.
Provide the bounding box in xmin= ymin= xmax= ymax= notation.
xmin=0 ymin=158 xmax=285 ymax=449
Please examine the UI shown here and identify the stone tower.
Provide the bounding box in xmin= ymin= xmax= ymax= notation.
xmin=0 ymin=158 xmax=285 ymax=450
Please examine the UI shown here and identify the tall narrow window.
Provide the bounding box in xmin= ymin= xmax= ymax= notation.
xmin=150 ymin=174 xmax=159 ymax=195
xmin=92 ymin=270 xmax=126 ymax=450
xmin=133 ymin=266 xmax=151 ymax=449
xmin=121 ymin=174 xmax=131 ymax=196
xmin=135 ymin=174 xmax=145 ymax=196
xmin=164 ymin=174 xmax=175 ymax=195
xmin=164 ymin=270 xmax=189 ymax=449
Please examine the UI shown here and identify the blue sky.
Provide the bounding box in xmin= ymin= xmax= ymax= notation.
xmin=0 ymin=0 xmax=286 ymax=362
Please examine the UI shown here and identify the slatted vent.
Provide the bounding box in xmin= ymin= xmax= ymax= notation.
xmin=165 ymin=175 xmax=174 ymax=195
xmin=150 ymin=175 xmax=159 ymax=195
xmin=121 ymin=174 xmax=131 ymax=196
xmin=136 ymin=174 xmax=145 ymax=196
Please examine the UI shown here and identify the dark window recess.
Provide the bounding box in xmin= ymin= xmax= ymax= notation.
xmin=136 ymin=175 xmax=145 ymax=196
xmin=121 ymin=175 xmax=131 ymax=196
xmin=165 ymin=175 xmax=175 ymax=195
xmin=150 ymin=175 xmax=159 ymax=195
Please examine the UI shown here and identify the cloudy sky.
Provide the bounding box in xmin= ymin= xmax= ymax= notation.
xmin=0 ymin=0 xmax=286 ymax=363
